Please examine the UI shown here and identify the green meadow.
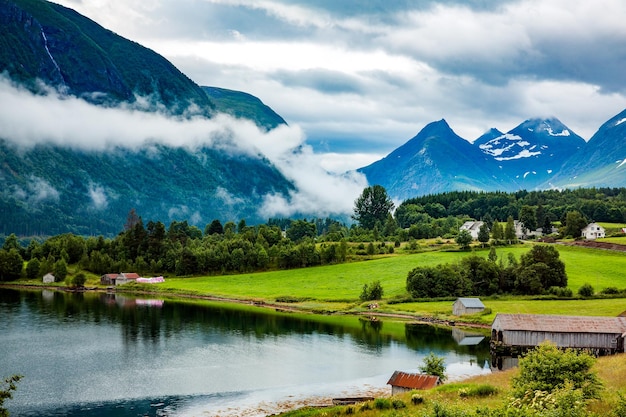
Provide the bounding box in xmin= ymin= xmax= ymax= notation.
xmin=150 ymin=243 xmax=626 ymax=321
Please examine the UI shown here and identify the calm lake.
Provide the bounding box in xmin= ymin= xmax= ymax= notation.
xmin=0 ymin=288 xmax=492 ymax=416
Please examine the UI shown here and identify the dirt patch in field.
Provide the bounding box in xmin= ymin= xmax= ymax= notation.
xmin=563 ymin=240 xmax=626 ymax=252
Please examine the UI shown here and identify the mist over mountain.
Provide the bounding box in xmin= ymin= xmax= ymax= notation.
xmin=0 ymin=0 xmax=365 ymax=236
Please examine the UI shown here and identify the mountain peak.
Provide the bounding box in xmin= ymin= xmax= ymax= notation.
xmin=516 ymin=117 xmax=573 ymax=138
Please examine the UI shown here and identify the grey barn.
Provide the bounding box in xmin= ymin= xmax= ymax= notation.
xmin=452 ymin=298 xmax=485 ymax=316
xmin=491 ymin=313 xmax=626 ymax=355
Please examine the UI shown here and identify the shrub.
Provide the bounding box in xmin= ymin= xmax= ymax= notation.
xmin=360 ymin=280 xmax=383 ymax=301
xmin=547 ymin=286 xmax=573 ymax=297
xmin=419 ymin=352 xmax=447 ymax=381
xmin=373 ymin=398 xmax=392 ymax=410
xmin=578 ymin=283 xmax=595 ymax=297
xmin=71 ymin=273 xmax=87 ymax=288
xmin=392 ymin=399 xmax=406 ymax=409
xmin=512 ymin=341 xmax=601 ymax=400
xmin=600 ymin=286 xmax=620 ymax=295
xmin=411 ymin=393 xmax=424 ymax=405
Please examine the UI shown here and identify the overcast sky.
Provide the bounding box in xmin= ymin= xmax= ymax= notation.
xmin=54 ymin=0 xmax=626 ymax=171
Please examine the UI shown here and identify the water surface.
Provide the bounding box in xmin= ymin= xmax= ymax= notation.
xmin=0 ymin=288 xmax=491 ymax=416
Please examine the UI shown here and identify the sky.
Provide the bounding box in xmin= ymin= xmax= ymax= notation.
xmin=5 ymin=0 xmax=626 ymax=220
xmin=52 ymin=0 xmax=626 ymax=172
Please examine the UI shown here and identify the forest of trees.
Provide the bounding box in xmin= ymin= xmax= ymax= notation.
xmin=1 ymin=187 xmax=625 ymax=283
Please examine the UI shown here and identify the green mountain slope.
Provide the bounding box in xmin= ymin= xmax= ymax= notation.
xmin=203 ymin=86 xmax=287 ymax=130
xmin=0 ymin=0 xmax=213 ymax=113
xmin=0 ymin=139 xmax=294 ymax=236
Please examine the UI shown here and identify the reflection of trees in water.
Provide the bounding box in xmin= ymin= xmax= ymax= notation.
xmin=405 ymin=323 xmax=491 ymax=366
xmin=1 ymin=288 xmax=489 ymax=360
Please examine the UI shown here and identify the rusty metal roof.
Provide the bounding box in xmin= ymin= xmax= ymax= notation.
xmin=386 ymin=371 xmax=439 ymax=390
xmin=492 ymin=314 xmax=626 ymax=335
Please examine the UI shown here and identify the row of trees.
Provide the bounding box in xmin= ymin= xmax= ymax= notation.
xmin=406 ymin=246 xmax=567 ymax=298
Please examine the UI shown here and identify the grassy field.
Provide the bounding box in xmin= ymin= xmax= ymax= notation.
xmin=157 ymin=243 xmax=626 ymax=300
xmin=136 ymin=243 xmax=626 ymax=323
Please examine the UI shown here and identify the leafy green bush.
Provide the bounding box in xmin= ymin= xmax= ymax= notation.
xmin=360 ymin=280 xmax=384 ymax=301
xmin=392 ymin=399 xmax=406 ymax=409
xmin=373 ymin=398 xmax=392 ymax=410
xmin=512 ymin=341 xmax=601 ymax=400
xmin=411 ymin=393 xmax=424 ymax=405
xmin=547 ymin=286 xmax=573 ymax=297
xmin=600 ymin=286 xmax=621 ymax=295
xmin=419 ymin=352 xmax=447 ymax=381
xmin=578 ymin=283 xmax=595 ymax=297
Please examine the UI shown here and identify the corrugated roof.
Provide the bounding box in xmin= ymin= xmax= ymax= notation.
xmin=493 ymin=314 xmax=626 ymax=334
xmin=386 ymin=371 xmax=439 ymax=390
xmin=456 ymin=298 xmax=485 ymax=308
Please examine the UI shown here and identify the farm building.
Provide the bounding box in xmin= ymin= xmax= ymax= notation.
xmin=491 ymin=313 xmax=626 ymax=355
xmin=42 ymin=273 xmax=55 ymax=284
xmin=581 ymin=223 xmax=605 ymax=240
xmin=100 ymin=273 xmax=119 ymax=285
xmin=452 ymin=298 xmax=485 ymax=316
xmin=459 ymin=221 xmax=484 ymax=239
xmin=386 ymin=371 xmax=440 ymax=395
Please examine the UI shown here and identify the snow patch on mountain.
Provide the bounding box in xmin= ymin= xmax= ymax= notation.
xmin=495 ymin=149 xmax=542 ymax=161
xmin=546 ymin=126 xmax=570 ymax=137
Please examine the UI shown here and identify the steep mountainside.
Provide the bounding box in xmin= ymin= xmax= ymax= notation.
xmin=547 ymin=109 xmax=626 ymax=188
xmin=0 ymin=139 xmax=293 ymax=236
xmin=358 ymin=120 xmax=514 ymax=200
xmin=475 ymin=118 xmax=586 ymax=188
xmin=203 ymin=86 xmax=287 ymax=131
xmin=0 ymin=0 xmax=213 ymax=114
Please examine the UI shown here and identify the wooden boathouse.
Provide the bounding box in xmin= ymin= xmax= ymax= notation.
xmin=491 ymin=313 xmax=626 ymax=356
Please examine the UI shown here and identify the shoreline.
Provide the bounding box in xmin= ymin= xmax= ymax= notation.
xmin=0 ymin=282 xmax=491 ymax=330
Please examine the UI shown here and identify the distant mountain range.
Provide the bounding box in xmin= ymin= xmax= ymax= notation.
xmin=1 ymin=0 xmax=625 ymax=236
xmin=359 ymin=112 xmax=626 ymax=201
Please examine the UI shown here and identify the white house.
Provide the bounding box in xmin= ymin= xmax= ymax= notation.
xmin=581 ymin=223 xmax=605 ymax=240
xmin=42 ymin=273 xmax=55 ymax=284
xmin=459 ymin=221 xmax=484 ymax=240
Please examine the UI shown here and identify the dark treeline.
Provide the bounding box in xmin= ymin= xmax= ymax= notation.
xmin=398 ymin=187 xmax=626 ymax=227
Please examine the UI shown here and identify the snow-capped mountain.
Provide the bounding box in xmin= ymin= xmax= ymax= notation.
xmin=358 ymin=120 xmax=512 ymax=200
xmin=547 ymin=109 xmax=626 ymax=188
xmin=474 ymin=118 xmax=586 ymax=188
xmin=358 ymin=114 xmax=625 ymax=200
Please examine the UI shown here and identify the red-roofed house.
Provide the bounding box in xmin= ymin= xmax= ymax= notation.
xmin=386 ymin=371 xmax=440 ymax=395
xmin=116 ymin=272 xmax=141 ymax=285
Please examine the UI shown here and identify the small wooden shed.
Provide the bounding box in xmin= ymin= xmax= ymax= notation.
xmin=452 ymin=298 xmax=485 ymax=316
xmin=491 ymin=313 xmax=626 ymax=355
xmin=386 ymin=371 xmax=440 ymax=395
xmin=42 ymin=273 xmax=55 ymax=284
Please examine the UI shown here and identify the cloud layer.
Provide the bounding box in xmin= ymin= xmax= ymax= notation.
xmin=0 ymin=76 xmax=366 ymax=218
xmin=56 ymin=0 xmax=626 ymax=156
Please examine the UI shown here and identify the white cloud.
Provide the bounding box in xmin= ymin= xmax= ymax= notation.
xmin=0 ymin=76 xmax=367 ymax=219
xmin=12 ymin=176 xmax=61 ymax=205
xmin=87 ymin=183 xmax=109 ymax=210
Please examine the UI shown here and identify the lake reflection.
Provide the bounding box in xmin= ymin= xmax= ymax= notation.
xmin=0 ymin=288 xmax=491 ymax=416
